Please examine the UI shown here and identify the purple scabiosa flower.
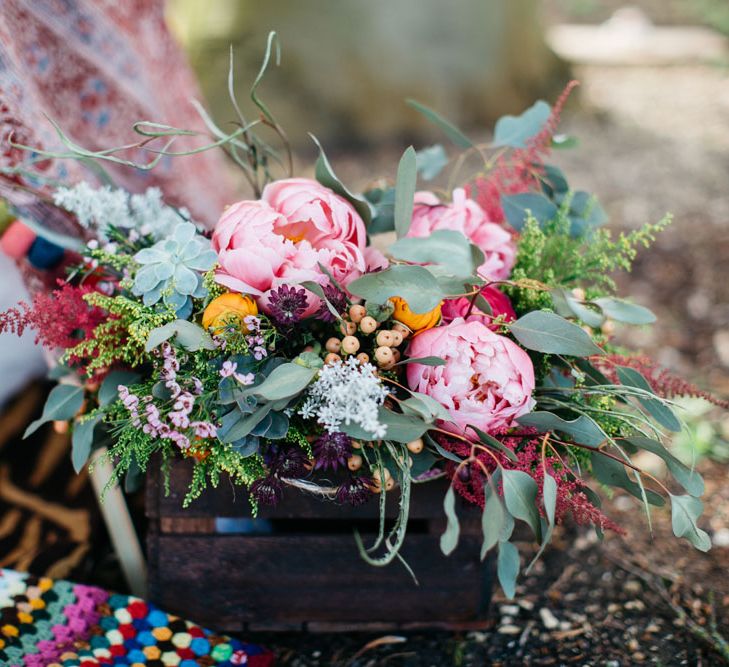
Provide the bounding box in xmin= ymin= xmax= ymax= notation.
xmin=315 ymin=282 xmax=348 ymax=322
xmin=269 ymin=446 xmax=310 ymax=478
xmin=335 ymin=475 xmax=373 ymax=506
xmin=250 ymin=476 xmax=283 ymax=506
xmin=267 ymin=284 xmax=309 ymax=328
xmin=312 ymin=431 xmax=352 ymax=470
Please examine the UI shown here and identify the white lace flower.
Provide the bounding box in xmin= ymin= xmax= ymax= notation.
xmin=299 ymin=357 xmax=389 ymax=438
xmin=53 ymin=184 xmax=191 ymax=240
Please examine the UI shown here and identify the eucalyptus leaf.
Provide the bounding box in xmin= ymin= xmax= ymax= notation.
xmin=426 ymin=434 xmax=465 ymax=463
xmin=551 ymin=288 xmax=604 ymax=328
xmin=348 ymin=265 xmax=445 ymax=314
xmin=245 ymin=363 xmax=317 ymax=402
xmin=517 ymin=411 xmax=606 ymax=447
xmin=497 ymin=541 xmax=520 ymax=599
xmin=25 ymin=384 xmax=85 ymax=438
xmin=616 ymin=366 xmax=681 ymax=432
xmin=310 ymin=134 xmax=373 ymax=224
xmin=389 ymin=229 xmax=483 ymax=279
xmin=626 ymin=437 xmax=704 ymax=497
xmin=468 ymin=425 xmax=518 ymax=462
xmin=501 ymin=193 xmax=557 ymax=231
xmin=590 ymin=451 xmax=665 ymax=506
xmin=406 ymin=99 xmax=473 ymax=148
xmin=593 ymin=297 xmax=656 ymax=325
xmin=481 ymin=491 xmax=504 ymax=560
xmin=145 ymin=320 xmax=216 ymax=352
xmin=493 ymin=100 xmax=551 ymax=148
xmin=71 ymin=414 xmax=101 ymax=473
xmin=509 ymin=311 xmax=603 ymax=356
xmin=346 ymin=408 xmax=429 ymax=444
xmin=400 ymin=393 xmax=452 ymax=424
xmin=98 ymin=370 xmax=141 ymax=406
xmin=670 ymin=494 xmax=711 ymax=552
xmin=502 ymin=469 xmax=542 ymax=538
xmin=394 ymin=356 xmax=447 ymax=368
xmin=416 ymin=144 xmax=448 ymax=180
xmin=394 ymin=146 xmax=417 ymax=238
xmin=220 ymin=403 xmax=272 ymax=443
xmin=440 ymin=486 xmax=460 ymax=555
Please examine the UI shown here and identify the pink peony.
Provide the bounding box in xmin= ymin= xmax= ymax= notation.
xmin=212 ymin=179 xmax=368 ymax=309
xmin=406 ymin=318 xmax=535 ymax=434
xmin=408 ymin=187 xmax=516 ymax=280
xmin=441 ymin=286 xmax=516 ymax=330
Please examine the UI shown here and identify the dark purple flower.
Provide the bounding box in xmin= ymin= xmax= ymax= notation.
xmin=313 ymin=431 xmax=352 ymax=470
xmin=250 ymin=476 xmax=283 ymax=506
xmin=335 ymin=475 xmax=373 ymax=506
xmin=269 ymin=446 xmax=310 ymax=478
xmin=316 ymin=282 xmax=347 ymax=322
xmin=267 ymin=284 xmax=309 ymax=327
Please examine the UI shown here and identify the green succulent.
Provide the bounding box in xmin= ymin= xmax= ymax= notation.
xmin=132 ymin=222 xmax=217 ymax=317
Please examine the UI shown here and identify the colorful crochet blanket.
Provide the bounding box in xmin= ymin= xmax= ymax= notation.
xmin=0 ymin=569 xmax=273 ymax=667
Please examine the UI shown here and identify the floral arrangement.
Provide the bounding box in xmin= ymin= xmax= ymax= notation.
xmin=1 ymin=35 xmax=726 ymax=596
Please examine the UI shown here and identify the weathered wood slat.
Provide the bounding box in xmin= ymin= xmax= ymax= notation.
xmin=146 ymin=458 xmax=496 ymax=631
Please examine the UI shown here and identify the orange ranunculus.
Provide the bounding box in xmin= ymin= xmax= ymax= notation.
xmin=389 ymin=296 xmax=441 ymax=334
xmin=202 ymin=293 xmax=258 ymax=333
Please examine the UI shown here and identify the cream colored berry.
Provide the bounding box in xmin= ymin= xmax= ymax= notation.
xmin=348 ymin=304 xmax=366 ymax=323
xmin=324 ymin=352 xmax=342 ymax=365
xmin=376 ymin=330 xmax=394 ymax=347
xmin=392 ymin=349 xmax=401 ymax=363
xmin=601 ymin=319 xmax=616 ymax=336
xmin=340 ymin=320 xmax=357 ymax=336
xmin=390 ymin=330 xmax=403 ymax=347
xmin=347 ymin=454 xmax=363 ymax=471
xmin=392 ymin=322 xmax=411 ymax=339
xmin=341 ymin=335 xmax=361 ymax=354
xmin=325 ymin=337 xmax=341 ymax=353
xmin=374 ymin=346 xmax=394 ymax=366
xmin=407 ymin=438 xmax=424 ymax=454
xmin=356 ymin=352 xmax=370 ymax=365
xmin=571 ymin=287 xmax=586 ymax=301
xmin=359 ymin=316 xmax=378 ymax=334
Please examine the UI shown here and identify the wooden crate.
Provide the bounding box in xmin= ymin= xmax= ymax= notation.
xmin=146 ymin=458 xmax=496 ymax=632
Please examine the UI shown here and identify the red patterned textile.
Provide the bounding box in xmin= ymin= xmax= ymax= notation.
xmin=0 ymin=0 xmax=236 ymax=232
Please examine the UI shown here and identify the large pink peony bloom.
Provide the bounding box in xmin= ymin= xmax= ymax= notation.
xmin=212 ymin=179 xmax=369 ymax=308
xmin=406 ymin=318 xmax=535 ymax=434
xmin=408 ymin=187 xmax=516 ymax=280
xmin=441 ymin=286 xmax=517 ymax=330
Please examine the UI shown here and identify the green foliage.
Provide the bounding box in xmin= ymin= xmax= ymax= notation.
xmin=65 ymin=293 xmax=176 ymax=374
xmin=507 ymin=214 xmax=672 ymax=315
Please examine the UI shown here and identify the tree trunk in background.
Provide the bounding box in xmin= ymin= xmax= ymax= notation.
xmin=168 ymin=0 xmax=569 ymax=149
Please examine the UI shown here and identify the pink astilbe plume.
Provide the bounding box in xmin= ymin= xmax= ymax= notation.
xmin=0 ymin=281 xmax=108 ymax=363
xmin=594 ymin=353 xmax=729 ymax=410
xmin=469 ymin=81 xmax=579 ymax=223
xmin=438 ymin=429 xmax=624 ymax=535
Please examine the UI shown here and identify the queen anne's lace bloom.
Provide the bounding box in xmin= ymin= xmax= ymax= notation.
xmin=299 ymin=358 xmax=389 ymax=438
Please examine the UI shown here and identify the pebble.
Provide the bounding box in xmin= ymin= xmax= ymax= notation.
xmin=624 ymin=580 xmax=642 ymax=594
xmin=539 ymin=608 xmax=560 ymax=630
xmin=625 ymin=599 xmax=646 ymax=611
xmin=497 ymin=624 xmax=522 ymax=635
xmin=466 ymin=631 xmax=488 ymax=643
xmin=518 ymin=599 xmax=535 ymax=611
xmin=501 ymin=616 xmax=514 ymax=625
xmin=607 ymin=603 xmax=621 ymax=614
xmin=500 ymin=604 xmax=520 ymax=616
xmin=712 ymin=527 xmax=729 ymax=547
xmin=645 ymin=623 xmax=661 ymax=633
xmin=632 ymin=652 xmax=647 ymax=662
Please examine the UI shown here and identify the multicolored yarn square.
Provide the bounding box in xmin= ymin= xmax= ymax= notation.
xmin=0 ymin=569 xmax=273 ymax=667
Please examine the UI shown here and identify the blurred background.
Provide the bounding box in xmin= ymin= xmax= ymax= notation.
xmin=2 ymin=1 xmax=729 ymax=663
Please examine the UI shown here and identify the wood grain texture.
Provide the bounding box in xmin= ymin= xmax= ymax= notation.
xmin=146 ymin=457 xmax=496 ymax=631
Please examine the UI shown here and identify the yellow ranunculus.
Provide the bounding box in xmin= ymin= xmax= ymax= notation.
xmin=202 ymin=293 xmax=258 ymax=333
xmin=389 ymin=296 xmax=441 ymax=334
